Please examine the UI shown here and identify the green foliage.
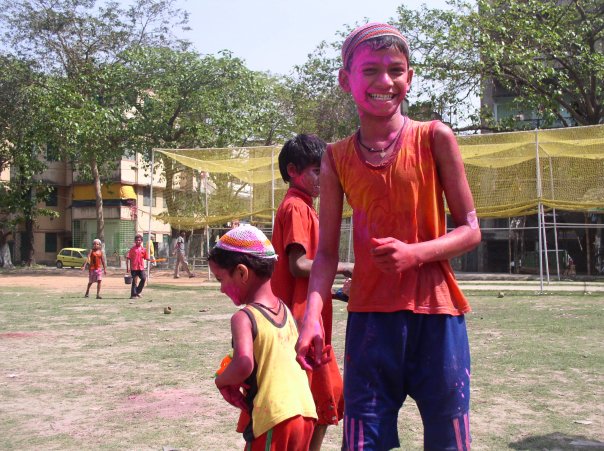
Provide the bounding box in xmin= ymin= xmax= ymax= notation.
xmin=0 ymin=0 xmax=189 ymax=73
xmin=124 ymin=47 xmax=292 ymax=150
xmin=121 ymin=46 xmax=294 ymax=222
xmin=0 ymin=55 xmax=57 ymax=235
xmin=0 ymin=0 xmax=191 ymax=241
xmin=290 ymin=41 xmax=359 ymax=142
xmin=394 ymin=0 xmax=604 ymax=129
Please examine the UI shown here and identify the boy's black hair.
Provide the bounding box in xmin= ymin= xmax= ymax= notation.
xmin=345 ymin=35 xmax=409 ymax=70
xmin=208 ymin=246 xmax=275 ymax=280
xmin=278 ymin=134 xmax=326 ymax=183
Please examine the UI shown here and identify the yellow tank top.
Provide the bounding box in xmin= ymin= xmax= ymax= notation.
xmin=243 ymin=302 xmax=317 ymax=438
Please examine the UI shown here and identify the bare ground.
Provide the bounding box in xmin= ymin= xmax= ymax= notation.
xmin=1 ymin=270 xmax=603 ymax=450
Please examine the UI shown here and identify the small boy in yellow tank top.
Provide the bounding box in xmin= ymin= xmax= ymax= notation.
xmin=209 ymin=225 xmax=317 ymax=451
xmin=296 ymin=23 xmax=482 ymax=450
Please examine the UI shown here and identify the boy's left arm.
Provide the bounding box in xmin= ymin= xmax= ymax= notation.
xmin=287 ymin=244 xmax=313 ymax=278
xmin=370 ymin=122 xmax=481 ymax=273
xmin=289 ymin=245 xmax=354 ymax=279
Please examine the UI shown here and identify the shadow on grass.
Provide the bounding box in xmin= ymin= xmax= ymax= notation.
xmin=509 ymin=433 xmax=604 ymax=450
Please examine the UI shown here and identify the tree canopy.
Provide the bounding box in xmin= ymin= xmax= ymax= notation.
xmin=122 ymin=46 xmax=294 ymax=222
xmin=0 ymin=0 xmax=190 ymax=243
xmin=0 ymin=55 xmax=58 ymax=264
xmin=395 ymin=0 xmax=604 ymax=129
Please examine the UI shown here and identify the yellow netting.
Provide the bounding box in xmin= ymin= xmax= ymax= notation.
xmin=158 ymin=147 xmax=279 ymax=184
xmin=155 ymin=124 xmax=604 ymax=227
xmin=459 ymin=124 xmax=604 ymax=217
xmin=154 ymin=146 xmax=288 ymax=229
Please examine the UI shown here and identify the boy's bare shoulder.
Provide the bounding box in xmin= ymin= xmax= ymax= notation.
xmin=230 ymin=308 xmax=252 ymax=328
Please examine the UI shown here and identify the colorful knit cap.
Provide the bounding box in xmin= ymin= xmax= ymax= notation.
xmin=341 ymin=22 xmax=409 ymax=68
xmin=216 ymin=225 xmax=277 ymax=260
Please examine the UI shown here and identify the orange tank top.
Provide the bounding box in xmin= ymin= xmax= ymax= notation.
xmin=327 ymin=119 xmax=470 ymax=315
xmin=89 ymin=249 xmax=103 ymax=270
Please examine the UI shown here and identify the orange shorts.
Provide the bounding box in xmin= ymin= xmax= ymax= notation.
xmin=244 ymin=415 xmax=315 ymax=451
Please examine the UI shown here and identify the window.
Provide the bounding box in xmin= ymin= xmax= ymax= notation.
xmin=46 ymin=187 xmax=58 ymax=207
xmin=46 ymin=143 xmax=61 ymax=162
xmin=142 ymin=187 xmax=156 ymax=207
xmin=45 ymin=233 xmax=58 ymax=253
xmin=122 ymin=148 xmax=136 ymax=161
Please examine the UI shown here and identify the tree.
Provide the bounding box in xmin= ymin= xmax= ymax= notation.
xmin=0 ymin=0 xmax=189 ymax=244
xmin=123 ymin=47 xmax=293 ymax=227
xmin=394 ymin=0 xmax=604 ymax=130
xmin=289 ymin=41 xmax=359 ymax=142
xmin=0 ymin=55 xmax=57 ymax=266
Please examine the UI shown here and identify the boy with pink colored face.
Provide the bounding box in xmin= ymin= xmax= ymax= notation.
xmin=271 ymin=134 xmax=353 ymax=451
xmin=295 ymin=23 xmax=481 ymax=450
xmin=209 ymin=225 xmax=317 ymax=450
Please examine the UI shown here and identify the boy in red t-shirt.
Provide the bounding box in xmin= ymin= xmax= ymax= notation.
xmin=296 ymin=24 xmax=481 ymax=450
xmin=271 ymin=134 xmax=353 ymax=451
xmin=82 ymin=238 xmax=106 ymax=299
xmin=126 ymin=234 xmax=150 ymax=299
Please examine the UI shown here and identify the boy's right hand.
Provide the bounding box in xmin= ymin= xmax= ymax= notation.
xmin=370 ymin=237 xmax=418 ymax=273
xmin=295 ymin=319 xmax=330 ymax=371
xmin=217 ymin=384 xmax=248 ymax=411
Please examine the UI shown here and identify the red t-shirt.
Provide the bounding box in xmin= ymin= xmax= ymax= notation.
xmin=127 ymin=245 xmax=148 ymax=271
xmin=271 ymin=188 xmax=320 ymax=320
xmin=328 ymin=120 xmax=470 ymax=315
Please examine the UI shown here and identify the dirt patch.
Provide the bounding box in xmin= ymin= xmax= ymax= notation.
xmin=120 ymin=388 xmax=204 ymax=420
xmin=0 ymin=268 xmax=212 ymax=293
xmin=0 ymin=332 xmax=43 ymax=339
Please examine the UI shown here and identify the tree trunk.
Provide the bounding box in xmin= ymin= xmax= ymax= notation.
xmin=91 ymin=157 xmax=105 ymax=243
xmin=25 ymin=218 xmax=35 ymax=266
xmin=162 ymin=154 xmax=177 ymax=215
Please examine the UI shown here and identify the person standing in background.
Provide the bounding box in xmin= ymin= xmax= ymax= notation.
xmin=174 ymin=231 xmax=195 ymax=279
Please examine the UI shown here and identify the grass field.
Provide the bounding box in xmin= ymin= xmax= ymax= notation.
xmin=0 ymin=274 xmax=602 ymax=450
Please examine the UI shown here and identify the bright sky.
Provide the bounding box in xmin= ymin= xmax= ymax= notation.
xmin=174 ymin=0 xmax=448 ymax=75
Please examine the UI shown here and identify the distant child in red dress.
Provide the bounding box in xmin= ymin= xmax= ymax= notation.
xmin=82 ymin=238 xmax=106 ymax=299
xmin=126 ymin=234 xmax=151 ymax=299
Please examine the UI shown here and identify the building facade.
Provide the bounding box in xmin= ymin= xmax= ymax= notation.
xmin=8 ymin=152 xmax=173 ymax=266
